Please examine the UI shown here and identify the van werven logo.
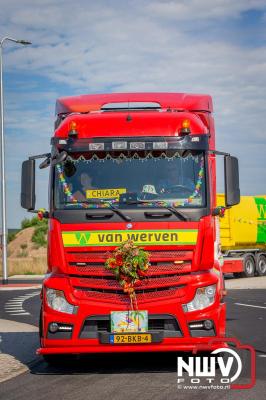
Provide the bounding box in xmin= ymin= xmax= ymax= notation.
xmin=254 ymin=198 xmax=266 ymax=243
xmin=76 ymin=232 xmax=91 ymax=245
xmin=255 ymin=197 xmax=266 ymax=220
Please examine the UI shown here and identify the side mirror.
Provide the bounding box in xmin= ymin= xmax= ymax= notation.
xmin=21 ymin=159 xmax=36 ymax=210
xmin=224 ymin=155 xmax=240 ymax=206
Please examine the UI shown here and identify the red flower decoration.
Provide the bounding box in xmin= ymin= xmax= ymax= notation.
xmin=115 ymin=254 xmax=123 ymax=266
xmin=105 ymin=240 xmax=150 ymax=308
xmin=138 ymin=269 xmax=148 ymax=277
xmin=108 ymin=259 xmax=117 ymax=269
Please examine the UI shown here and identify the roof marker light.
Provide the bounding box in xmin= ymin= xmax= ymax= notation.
xmin=89 ymin=143 xmax=104 ymax=151
xmin=180 ymin=119 xmax=191 ymax=135
xmin=112 ymin=141 xmax=127 ymax=150
xmin=191 ymin=136 xmax=199 ymax=142
xmin=153 ymin=142 xmax=168 ymax=150
xmin=69 ymin=121 xmax=78 ymax=137
xmin=130 ymin=142 xmax=145 ymax=150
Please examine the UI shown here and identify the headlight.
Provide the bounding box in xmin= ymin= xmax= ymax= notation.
xmin=183 ymin=284 xmax=216 ymax=312
xmin=46 ymin=288 xmax=77 ymax=314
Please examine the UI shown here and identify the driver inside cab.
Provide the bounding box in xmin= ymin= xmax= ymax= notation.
xmin=157 ymin=162 xmax=194 ymax=195
xmin=140 ymin=161 xmax=195 ymax=200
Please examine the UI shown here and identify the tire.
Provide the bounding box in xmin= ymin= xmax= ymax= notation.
xmin=256 ymin=253 xmax=266 ymax=276
xmin=239 ymin=254 xmax=255 ymax=278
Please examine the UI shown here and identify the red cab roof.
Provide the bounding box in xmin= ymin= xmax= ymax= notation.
xmin=55 ymin=92 xmax=213 ymax=115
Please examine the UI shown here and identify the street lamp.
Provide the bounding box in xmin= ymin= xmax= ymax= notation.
xmin=0 ymin=37 xmax=31 ymax=284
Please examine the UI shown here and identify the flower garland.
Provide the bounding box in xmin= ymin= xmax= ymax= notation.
xmin=217 ymin=206 xmax=226 ymax=217
xmin=56 ymin=164 xmax=79 ymax=204
xmin=105 ymin=240 xmax=150 ymax=309
xmin=37 ymin=208 xmax=47 ymax=220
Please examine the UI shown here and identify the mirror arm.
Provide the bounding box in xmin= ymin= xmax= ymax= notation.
xmin=28 ymin=150 xmax=68 ymax=169
xmin=51 ymin=150 xmax=68 ymax=166
xmin=209 ymin=150 xmax=229 ymax=156
xmin=29 ymin=153 xmax=51 ymax=160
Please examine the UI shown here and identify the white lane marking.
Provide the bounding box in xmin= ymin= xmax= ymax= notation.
xmin=0 ymin=286 xmax=41 ymax=291
xmin=4 ymin=291 xmax=40 ymax=316
xmin=4 ymin=304 xmax=24 ymax=307
xmin=6 ymin=301 xmax=24 ymax=304
xmin=15 ymin=297 xmax=32 ymax=300
xmin=235 ymin=302 xmax=266 ymax=309
xmin=9 ymin=313 xmax=31 ymax=316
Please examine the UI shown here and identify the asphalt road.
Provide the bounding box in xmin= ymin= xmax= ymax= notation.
xmin=0 ymin=283 xmax=265 ymax=399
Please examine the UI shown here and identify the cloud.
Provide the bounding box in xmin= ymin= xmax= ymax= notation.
xmin=0 ymin=0 xmax=265 ymax=226
xmin=146 ymin=0 xmax=266 ymax=20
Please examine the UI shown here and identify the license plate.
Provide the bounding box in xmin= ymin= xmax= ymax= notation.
xmin=109 ymin=333 xmax=152 ymax=344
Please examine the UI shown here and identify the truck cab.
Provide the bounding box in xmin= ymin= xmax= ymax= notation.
xmin=21 ymin=93 xmax=240 ymax=357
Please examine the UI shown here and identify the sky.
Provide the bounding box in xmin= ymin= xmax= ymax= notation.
xmin=0 ymin=0 xmax=265 ymax=228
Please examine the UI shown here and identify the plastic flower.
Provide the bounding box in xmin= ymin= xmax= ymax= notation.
xmin=107 ymin=258 xmax=117 ymax=269
xmin=115 ymin=254 xmax=123 ymax=266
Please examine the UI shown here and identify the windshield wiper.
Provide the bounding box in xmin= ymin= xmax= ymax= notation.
xmin=124 ymin=200 xmax=188 ymax=221
xmin=77 ymin=199 xmax=132 ymax=222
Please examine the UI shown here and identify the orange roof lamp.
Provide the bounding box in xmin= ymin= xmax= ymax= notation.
xmin=180 ymin=119 xmax=191 ymax=135
xmin=69 ymin=121 xmax=78 ymax=137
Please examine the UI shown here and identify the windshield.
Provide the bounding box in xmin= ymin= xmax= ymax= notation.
xmin=54 ymin=150 xmax=206 ymax=210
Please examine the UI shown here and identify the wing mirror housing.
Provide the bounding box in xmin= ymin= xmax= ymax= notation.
xmin=224 ymin=155 xmax=240 ymax=207
xmin=21 ymin=159 xmax=36 ymax=210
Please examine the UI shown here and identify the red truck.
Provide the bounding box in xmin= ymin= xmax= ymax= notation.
xmin=21 ymin=93 xmax=240 ymax=361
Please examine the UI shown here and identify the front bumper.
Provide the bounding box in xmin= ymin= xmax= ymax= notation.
xmin=38 ymin=272 xmax=226 ymax=355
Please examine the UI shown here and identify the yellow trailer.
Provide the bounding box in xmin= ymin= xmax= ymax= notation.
xmin=217 ymin=194 xmax=266 ymax=277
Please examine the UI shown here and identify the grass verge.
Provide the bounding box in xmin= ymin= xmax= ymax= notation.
xmin=0 ymin=256 xmax=47 ymax=276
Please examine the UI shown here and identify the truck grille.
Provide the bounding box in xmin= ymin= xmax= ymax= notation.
xmin=66 ymin=249 xmax=193 ymax=304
